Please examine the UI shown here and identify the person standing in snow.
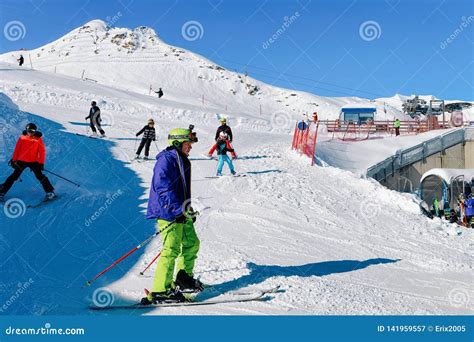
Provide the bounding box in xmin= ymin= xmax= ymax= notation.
xmin=0 ymin=123 xmax=55 ymax=202
xmin=207 ymin=131 xmax=237 ymax=159
xmin=135 ymin=119 xmax=156 ymax=160
xmin=393 ymin=119 xmax=401 ymax=136
xmin=155 ymin=88 xmax=163 ymax=98
xmin=141 ymin=126 xmax=202 ymax=304
xmin=85 ymin=101 xmax=105 ymax=137
xmin=215 ymin=117 xmax=233 ymax=142
xmin=17 ymin=55 xmax=24 ymax=66
xmin=216 ymin=132 xmax=236 ymax=176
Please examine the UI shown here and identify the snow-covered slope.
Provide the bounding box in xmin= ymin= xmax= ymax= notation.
xmin=0 ymin=19 xmax=408 ymax=123
xmin=0 ymin=63 xmax=472 ymax=315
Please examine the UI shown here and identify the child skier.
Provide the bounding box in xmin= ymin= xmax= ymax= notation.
xmin=0 ymin=123 xmax=55 ymax=202
xmin=135 ymin=119 xmax=156 ymax=160
xmin=215 ymin=117 xmax=233 ymax=142
xmin=142 ymin=126 xmax=202 ymax=304
xmin=207 ymin=136 xmax=237 ymax=159
xmin=216 ymin=132 xmax=236 ymax=176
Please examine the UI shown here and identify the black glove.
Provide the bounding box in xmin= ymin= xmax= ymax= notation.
xmin=136 ymin=133 xmax=139 ymax=137
xmin=174 ymin=213 xmax=187 ymax=224
xmin=8 ymin=160 xmax=17 ymax=168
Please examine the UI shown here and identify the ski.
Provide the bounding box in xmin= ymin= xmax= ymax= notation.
xmin=88 ymin=286 xmax=279 ymax=311
xmin=27 ymin=195 xmax=59 ymax=208
xmin=75 ymin=133 xmax=106 ymax=139
xmin=204 ymin=174 xmax=247 ymax=179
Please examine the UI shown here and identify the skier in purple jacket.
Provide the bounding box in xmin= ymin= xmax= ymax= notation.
xmin=142 ymin=126 xmax=202 ymax=304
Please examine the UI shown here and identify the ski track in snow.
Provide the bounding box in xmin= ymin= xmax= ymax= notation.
xmin=0 ymin=60 xmax=472 ymax=316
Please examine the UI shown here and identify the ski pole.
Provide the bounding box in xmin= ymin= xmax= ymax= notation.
xmin=85 ymin=220 xmax=175 ymax=286
xmin=139 ymin=250 xmax=161 ymax=275
xmin=153 ymin=141 xmax=159 ymax=151
xmin=44 ymin=169 xmax=81 ymax=187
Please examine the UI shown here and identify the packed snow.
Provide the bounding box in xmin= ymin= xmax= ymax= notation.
xmin=0 ymin=20 xmax=472 ymax=316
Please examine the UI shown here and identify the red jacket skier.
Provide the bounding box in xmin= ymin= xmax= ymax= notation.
xmin=0 ymin=123 xmax=55 ymax=202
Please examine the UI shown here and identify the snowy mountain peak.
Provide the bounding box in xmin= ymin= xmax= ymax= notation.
xmin=80 ymin=19 xmax=108 ymax=32
xmin=0 ymin=19 xmax=410 ymax=122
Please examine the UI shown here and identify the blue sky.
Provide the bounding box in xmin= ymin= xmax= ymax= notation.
xmin=0 ymin=0 xmax=473 ymax=100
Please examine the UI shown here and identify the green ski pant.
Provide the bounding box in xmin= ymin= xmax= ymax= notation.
xmin=152 ymin=218 xmax=200 ymax=293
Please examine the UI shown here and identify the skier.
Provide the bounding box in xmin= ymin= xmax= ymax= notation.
xmin=394 ymin=119 xmax=401 ymax=136
xmin=207 ymin=132 xmax=237 ymax=159
xmin=215 ymin=132 xmax=236 ymax=176
xmin=135 ymin=119 xmax=156 ymax=160
xmin=0 ymin=123 xmax=55 ymax=202
xmin=155 ymin=88 xmax=163 ymax=98
xmin=432 ymin=198 xmax=439 ymax=218
xmin=85 ymin=101 xmax=105 ymax=137
xmin=17 ymin=55 xmax=24 ymax=66
xmin=215 ymin=117 xmax=233 ymax=142
xmin=141 ymin=125 xmax=202 ymax=304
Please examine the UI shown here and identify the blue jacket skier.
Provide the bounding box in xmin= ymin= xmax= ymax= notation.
xmin=143 ymin=126 xmax=202 ymax=304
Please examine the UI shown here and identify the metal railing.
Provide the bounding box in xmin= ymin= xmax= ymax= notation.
xmin=366 ymin=128 xmax=471 ymax=181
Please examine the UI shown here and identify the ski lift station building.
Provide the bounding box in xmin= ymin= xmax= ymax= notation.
xmin=419 ymin=168 xmax=474 ymax=209
xmin=340 ymin=103 xmax=377 ymax=124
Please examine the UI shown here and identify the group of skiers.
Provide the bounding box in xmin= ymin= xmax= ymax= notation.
xmin=0 ymin=110 xmax=239 ymax=303
xmin=432 ymin=191 xmax=474 ymax=227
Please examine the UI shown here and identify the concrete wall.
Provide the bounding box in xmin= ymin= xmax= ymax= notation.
xmin=465 ymin=141 xmax=474 ymax=168
xmin=381 ymin=143 xmax=468 ymax=192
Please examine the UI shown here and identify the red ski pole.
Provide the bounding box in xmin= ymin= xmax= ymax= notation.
xmin=85 ymin=221 xmax=174 ymax=287
xmin=139 ymin=251 xmax=161 ymax=275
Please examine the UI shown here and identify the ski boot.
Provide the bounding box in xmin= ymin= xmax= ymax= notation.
xmin=143 ymin=156 xmax=149 ymax=160
xmin=44 ymin=192 xmax=56 ymax=201
xmin=135 ymin=154 xmax=141 ymax=160
xmin=231 ymin=170 xmax=236 ymax=176
xmin=175 ymin=269 xmax=204 ymax=293
xmin=140 ymin=288 xmax=187 ymax=305
xmin=216 ymin=172 xmax=222 ymax=177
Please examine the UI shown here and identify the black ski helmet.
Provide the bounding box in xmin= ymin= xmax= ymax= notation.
xmin=25 ymin=123 xmax=37 ymax=132
xmin=91 ymin=101 xmax=97 ymax=106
